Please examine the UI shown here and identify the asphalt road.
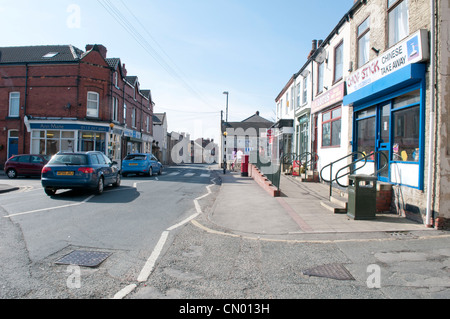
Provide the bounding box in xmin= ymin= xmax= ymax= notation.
xmin=0 ymin=164 xmax=216 ymax=299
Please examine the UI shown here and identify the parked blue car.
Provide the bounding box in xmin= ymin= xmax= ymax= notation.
xmin=41 ymin=151 xmax=121 ymax=196
xmin=121 ymin=153 xmax=162 ymax=177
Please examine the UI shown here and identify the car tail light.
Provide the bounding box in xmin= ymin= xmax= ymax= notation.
xmin=42 ymin=167 xmax=52 ymax=174
xmin=78 ymin=167 xmax=95 ymax=174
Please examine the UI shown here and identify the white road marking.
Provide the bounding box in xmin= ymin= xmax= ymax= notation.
xmin=112 ymin=284 xmax=137 ymax=299
xmin=3 ymin=195 xmax=95 ymax=218
xmin=200 ymin=174 xmax=210 ymax=177
xmin=184 ymin=173 xmax=195 ymax=177
xmin=137 ymin=231 xmax=169 ymax=282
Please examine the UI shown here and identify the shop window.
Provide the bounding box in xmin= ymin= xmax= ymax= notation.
xmin=87 ymin=91 xmax=99 ymax=117
xmin=31 ymin=130 xmax=75 ymax=155
xmin=79 ymin=131 xmax=106 ymax=153
xmin=9 ymin=92 xmax=20 ymax=117
xmin=393 ymin=105 xmax=419 ymax=162
xmin=357 ymin=17 xmax=370 ymax=67
xmin=322 ymin=107 xmax=341 ymax=147
xmin=355 ymin=107 xmax=376 ymax=157
xmin=388 ymin=0 xmax=409 ymax=47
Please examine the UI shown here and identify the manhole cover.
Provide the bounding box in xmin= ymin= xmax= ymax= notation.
xmin=55 ymin=250 xmax=112 ymax=268
xmin=303 ymin=263 xmax=355 ymax=281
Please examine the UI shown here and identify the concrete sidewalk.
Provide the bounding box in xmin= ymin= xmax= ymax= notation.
xmin=205 ymin=168 xmax=432 ymax=240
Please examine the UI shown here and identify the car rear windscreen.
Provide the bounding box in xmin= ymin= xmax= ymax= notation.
xmin=124 ymin=155 xmax=147 ymax=161
xmin=48 ymin=154 xmax=88 ymax=165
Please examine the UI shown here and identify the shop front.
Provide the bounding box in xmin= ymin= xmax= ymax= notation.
xmin=27 ymin=121 xmax=111 ymax=156
xmin=343 ymin=30 xmax=429 ymax=190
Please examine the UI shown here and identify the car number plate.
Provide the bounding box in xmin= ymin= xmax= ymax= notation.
xmin=57 ymin=171 xmax=74 ymax=176
xmin=129 ymin=163 xmax=138 ymax=166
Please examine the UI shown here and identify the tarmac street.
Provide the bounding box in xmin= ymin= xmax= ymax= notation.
xmin=129 ymin=167 xmax=450 ymax=300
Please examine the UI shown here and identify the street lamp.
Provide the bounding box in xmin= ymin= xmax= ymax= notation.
xmin=223 ymin=91 xmax=229 ymax=122
xmin=223 ymin=131 xmax=228 ymax=174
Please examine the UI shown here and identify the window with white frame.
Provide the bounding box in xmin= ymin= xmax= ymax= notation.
xmin=317 ymin=62 xmax=324 ymax=94
xmin=388 ymin=0 xmax=409 ymax=47
xmin=112 ymin=97 xmax=119 ymax=122
xmin=290 ymin=86 xmax=294 ymax=111
xmin=131 ymin=108 xmax=136 ymax=128
xmin=9 ymin=92 xmax=20 ymax=117
xmin=87 ymin=92 xmax=99 ymax=117
xmin=302 ymin=75 xmax=308 ymax=105
xmin=358 ymin=17 xmax=370 ymax=67
xmin=147 ymin=115 xmax=150 ymax=132
xmin=334 ymin=41 xmax=344 ymax=83
xmin=123 ymin=103 xmax=127 ymax=124
xmin=296 ymin=83 xmax=301 ymax=108
xmin=286 ymin=92 xmax=289 ymax=114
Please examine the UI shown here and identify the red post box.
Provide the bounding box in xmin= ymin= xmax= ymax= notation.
xmin=241 ymin=154 xmax=249 ymax=177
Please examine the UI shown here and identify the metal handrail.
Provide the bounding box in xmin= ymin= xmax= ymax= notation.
xmin=334 ymin=151 xmax=389 ymax=188
xmin=320 ymin=151 xmax=367 ymax=197
xmin=298 ymin=152 xmax=319 ymax=180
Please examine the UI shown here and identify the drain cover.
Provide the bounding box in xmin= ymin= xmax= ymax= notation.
xmin=55 ymin=250 xmax=112 ymax=268
xmin=303 ymin=263 xmax=355 ymax=281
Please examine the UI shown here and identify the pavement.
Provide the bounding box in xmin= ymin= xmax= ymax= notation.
xmin=0 ymin=166 xmax=437 ymax=238
xmin=198 ymin=166 xmax=436 ymax=241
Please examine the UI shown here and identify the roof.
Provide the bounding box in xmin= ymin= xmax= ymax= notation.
xmin=222 ymin=111 xmax=273 ymax=132
xmin=0 ymin=45 xmax=84 ymax=64
xmin=241 ymin=111 xmax=273 ymax=124
xmin=153 ymin=113 xmax=166 ymax=125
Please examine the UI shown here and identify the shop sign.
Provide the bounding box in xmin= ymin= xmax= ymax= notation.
xmin=346 ymin=29 xmax=429 ymax=95
xmin=30 ymin=123 xmax=109 ymax=132
xmin=123 ymin=128 xmax=141 ymax=139
xmin=311 ymin=83 xmax=345 ymax=114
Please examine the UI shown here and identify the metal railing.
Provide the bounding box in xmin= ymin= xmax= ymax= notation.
xmin=320 ymin=151 xmax=389 ymax=197
xmin=282 ymin=152 xmax=319 ymax=179
xmin=255 ymin=152 xmax=282 ymax=191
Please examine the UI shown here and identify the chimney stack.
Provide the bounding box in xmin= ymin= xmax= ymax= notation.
xmin=85 ymin=44 xmax=108 ymax=59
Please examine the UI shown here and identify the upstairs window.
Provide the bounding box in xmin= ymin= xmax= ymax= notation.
xmin=388 ymin=0 xmax=409 ymax=47
xmin=112 ymin=97 xmax=118 ymax=122
xmin=9 ymin=92 xmax=20 ymax=117
xmin=334 ymin=41 xmax=344 ymax=83
xmin=317 ymin=62 xmax=324 ymax=95
xmin=87 ymin=92 xmax=99 ymax=117
xmin=357 ymin=17 xmax=370 ymax=67
xmin=302 ymin=75 xmax=308 ymax=105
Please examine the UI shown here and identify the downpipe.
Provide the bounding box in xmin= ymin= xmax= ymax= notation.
xmin=425 ymin=0 xmax=436 ymax=227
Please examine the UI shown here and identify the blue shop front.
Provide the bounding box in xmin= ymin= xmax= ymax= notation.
xmin=343 ymin=30 xmax=429 ymax=190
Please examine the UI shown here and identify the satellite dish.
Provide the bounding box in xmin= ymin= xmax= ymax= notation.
xmin=313 ymin=47 xmax=327 ymax=64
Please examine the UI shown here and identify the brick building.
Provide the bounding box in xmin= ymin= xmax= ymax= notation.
xmin=0 ymin=44 xmax=154 ymax=167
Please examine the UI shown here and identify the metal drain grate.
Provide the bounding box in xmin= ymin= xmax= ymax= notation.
xmin=387 ymin=231 xmax=417 ymax=239
xmin=303 ymin=263 xmax=355 ymax=281
xmin=55 ymin=250 xmax=112 ymax=268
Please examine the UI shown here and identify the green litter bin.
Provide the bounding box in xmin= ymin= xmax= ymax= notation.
xmin=347 ymin=174 xmax=378 ymax=220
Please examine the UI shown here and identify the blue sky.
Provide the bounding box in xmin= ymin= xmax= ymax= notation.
xmin=0 ymin=0 xmax=353 ymax=141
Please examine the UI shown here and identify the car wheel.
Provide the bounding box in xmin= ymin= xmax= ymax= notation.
xmin=44 ymin=187 xmax=56 ymax=196
xmin=113 ymin=173 xmax=121 ymax=187
xmin=6 ymin=169 xmax=17 ymax=179
xmin=148 ymin=167 xmax=153 ymax=177
xmin=158 ymin=166 xmax=162 ymax=175
xmin=96 ymin=177 xmax=104 ymax=195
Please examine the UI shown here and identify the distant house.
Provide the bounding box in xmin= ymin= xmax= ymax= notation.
xmin=152 ymin=112 xmax=168 ymax=163
xmin=221 ymin=111 xmax=274 ymax=164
